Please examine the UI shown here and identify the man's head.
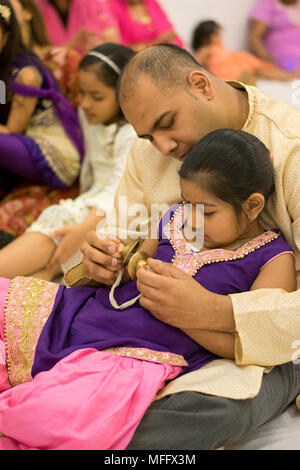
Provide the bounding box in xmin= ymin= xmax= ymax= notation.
xmin=117 ymin=43 xmax=230 ymax=160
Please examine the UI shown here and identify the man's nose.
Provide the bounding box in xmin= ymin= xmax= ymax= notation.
xmin=153 ymin=134 xmax=178 ymax=156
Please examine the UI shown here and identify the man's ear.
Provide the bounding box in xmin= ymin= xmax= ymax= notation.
xmin=187 ymin=70 xmax=215 ymax=101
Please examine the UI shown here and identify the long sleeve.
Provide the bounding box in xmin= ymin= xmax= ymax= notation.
xmin=84 ymin=124 xmax=136 ymax=216
xmin=231 ymin=143 xmax=300 ymax=367
xmin=102 ymin=137 xmax=182 ymax=243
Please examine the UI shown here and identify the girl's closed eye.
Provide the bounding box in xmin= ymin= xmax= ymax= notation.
xmin=91 ymin=94 xmax=104 ymax=102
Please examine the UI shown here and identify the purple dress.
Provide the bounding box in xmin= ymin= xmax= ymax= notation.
xmin=250 ymin=0 xmax=300 ymax=71
xmin=32 ymin=203 xmax=294 ymax=377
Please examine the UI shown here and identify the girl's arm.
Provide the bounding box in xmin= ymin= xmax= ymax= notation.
xmin=4 ymin=66 xmax=42 ymax=134
xmin=47 ymin=208 xmax=105 ymax=268
xmin=181 ymin=252 xmax=296 ymax=359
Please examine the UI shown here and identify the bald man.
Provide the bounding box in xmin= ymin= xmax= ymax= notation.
xmin=79 ymin=44 xmax=300 ymax=449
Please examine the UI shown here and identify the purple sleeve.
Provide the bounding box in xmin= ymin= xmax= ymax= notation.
xmin=249 ymin=0 xmax=275 ymax=25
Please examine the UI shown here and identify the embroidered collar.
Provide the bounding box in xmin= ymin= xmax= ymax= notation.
xmin=163 ymin=203 xmax=280 ymax=276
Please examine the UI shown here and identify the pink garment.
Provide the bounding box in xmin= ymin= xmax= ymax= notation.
xmin=108 ymin=0 xmax=184 ymax=47
xmin=37 ymin=0 xmax=116 ymax=46
xmin=250 ymin=0 xmax=300 ymax=70
xmin=0 ymin=348 xmax=181 ymax=450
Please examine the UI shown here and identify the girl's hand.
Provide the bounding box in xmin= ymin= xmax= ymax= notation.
xmin=47 ymin=224 xmax=88 ymax=268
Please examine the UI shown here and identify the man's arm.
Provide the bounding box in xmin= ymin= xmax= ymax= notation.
xmin=80 ymin=138 xmax=151 ymax=284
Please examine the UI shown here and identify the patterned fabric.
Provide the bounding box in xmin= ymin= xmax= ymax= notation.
xmin=164 ymin=203 xmax=281 ymax=277
xmin=105 ymin=347 xmax=188 ymax=367
xmin=0 ymin=182 xmax=79 ymax=240
xmin=38 ymin=46 xmax=81 ymax=106
xmin=4 ymin=277 xmax=59 ymax=387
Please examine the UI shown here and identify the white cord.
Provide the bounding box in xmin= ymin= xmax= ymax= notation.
xmin=109 ymin=269 xmax=141 ymax=310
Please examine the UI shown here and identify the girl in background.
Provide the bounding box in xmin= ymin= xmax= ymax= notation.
xmin=0 ymin=129 xmax=295 ymax=450
xmin=0 ymin=43 xmax=136 ymax=281
xmin=0 ymin=0 xmax=83 ymax=189
xmin=0 ymin=0 xmax=81 ymax=248
xmin=192 ymin=20 xmax=299 ymax=84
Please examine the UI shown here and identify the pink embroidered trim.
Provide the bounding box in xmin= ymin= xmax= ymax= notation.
xmin=104 ymin=347 xmax=188 ymax=367
xmin=163 ymin=204 xmax=280 ymax=276
xmin=4 ymin=277 xmax=59 ymax=387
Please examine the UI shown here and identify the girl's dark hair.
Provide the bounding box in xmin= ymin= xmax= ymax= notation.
xmin=0 ymin=0 xmax=25 ymax=85
xmin=179 ymin=129 xmax=275 ymax=221
xmin=191 ymin=20 xmax=221 ymax=51
xmin=79 ymin=43 xmax=135 ymax=89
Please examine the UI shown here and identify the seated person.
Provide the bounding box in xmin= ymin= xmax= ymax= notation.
xmin=191 ymin=20 xmax=299 ymax=83
xmin=249 ymin=0 xmax=300 ymax=72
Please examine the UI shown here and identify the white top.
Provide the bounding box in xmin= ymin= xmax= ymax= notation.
xmin=28 ymin=108 xmax=136 ymax=237
xmin=77 ymin=108 xmax=137 ymax=215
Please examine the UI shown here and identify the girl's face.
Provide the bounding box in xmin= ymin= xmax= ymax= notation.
xmin=180 ymin=178 xmax=249 ymax=249
xmin=78 ymin=69 xmax=121 ymax=126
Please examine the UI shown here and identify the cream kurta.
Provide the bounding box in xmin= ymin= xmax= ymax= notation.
xmin=104 ymin=82 xmax=300 ymax=405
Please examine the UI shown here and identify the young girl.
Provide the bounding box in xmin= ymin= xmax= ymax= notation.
xmin=0 ymin=130 xmax=295 ymax=450
xmin=0 ymin=42 xmax=136 ymax=281
xmin=0 ymin=0 xmax=83 ymax=189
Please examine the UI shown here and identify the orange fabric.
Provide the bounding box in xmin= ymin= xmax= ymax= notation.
xmin=206 ymin=44 xmax=273 ymax=81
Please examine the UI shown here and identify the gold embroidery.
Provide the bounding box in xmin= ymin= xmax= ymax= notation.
xmin=4 ymin=277 xmax=59 ymax=387
xmin=105 ymin=347 xmax=188 ymax=367
xmin=26 ymin=107 xmax=80 ymax=186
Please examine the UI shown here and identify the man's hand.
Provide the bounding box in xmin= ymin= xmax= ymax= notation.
xmin=136 ymin=258 xmax=209 ymax=329
xmin=80 ymin=231 xmax=124 ymax=286
xmin=136 ymin=258 xmax=235 ymax=333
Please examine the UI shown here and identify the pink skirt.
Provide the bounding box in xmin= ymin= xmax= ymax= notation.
xmin=0 ymin=278 xmax=181 ymax=450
